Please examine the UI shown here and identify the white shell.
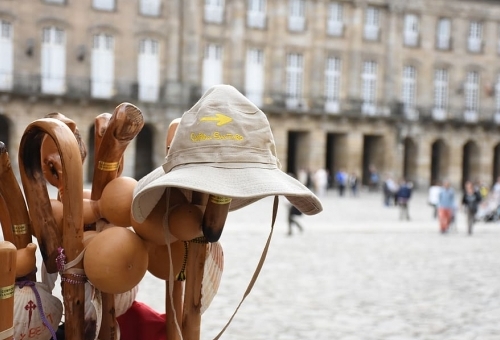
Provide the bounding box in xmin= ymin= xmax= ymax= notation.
xmin=85 ymin=282 xmax=138 ymax=320
xmin=201 ymin=241 xmax=224 ymax=314
xmin=14 ymin=282 xmax=63 ymax=340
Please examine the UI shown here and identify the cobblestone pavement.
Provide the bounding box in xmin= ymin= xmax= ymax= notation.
xmin=138 ymin=189 xmax=500 ymax=340
xmin=7 ymin=188 xmax=500 ymax=339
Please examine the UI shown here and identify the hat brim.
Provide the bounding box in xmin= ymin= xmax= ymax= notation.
xmin=132 ymin=165 xmax=323 ymax=223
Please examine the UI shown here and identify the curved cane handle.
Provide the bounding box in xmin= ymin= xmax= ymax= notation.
xmin=18 ymin=118 xmax=85 ymax=340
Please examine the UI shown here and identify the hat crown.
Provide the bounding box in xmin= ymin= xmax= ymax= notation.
xmin=164 ymin=85 xmax=280 ymax=173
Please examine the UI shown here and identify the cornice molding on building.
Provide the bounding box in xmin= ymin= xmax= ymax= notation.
xmin=133 ymin=29 xmax=169 ymax=40
xmin=0 ymin=10 xmax=17 ymax=22
xmin=87 ymin=24 xmax=121 ymax=37
xmin=36 ymin=16 xmax=73 ymax=31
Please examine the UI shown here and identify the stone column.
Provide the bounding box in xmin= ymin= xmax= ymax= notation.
xmin=344 ymin=131 xmax=363 ymax=175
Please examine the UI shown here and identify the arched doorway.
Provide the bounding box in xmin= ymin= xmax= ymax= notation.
xmin=493 ymin=143 xmax=500 ymax=185
xmin=462 ymin=140 xmax=480 ymax=187
xmin=403 ymin=137 xmax=417 ymax=183
xmin=326 ymin=133 xmax=347 ymax=189
xmin=0 ymin=115 xmax=11 ymax=152
xmin=134 ymin=124 xmax=154 ymax=180
xmin=362 ymin=135 xmax=384 ymax=185
xmin=430 ymin=139 xmax=449 ymax=185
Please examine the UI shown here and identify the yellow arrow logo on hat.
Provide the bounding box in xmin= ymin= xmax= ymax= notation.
xmin=200 ymin=113 xmax=232 ymax=126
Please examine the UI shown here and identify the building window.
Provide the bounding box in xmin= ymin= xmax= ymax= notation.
xmin=364 ymin=6 xmax=380 ymax=41
xmin=464 ymin=71 xmax=480 ymax=122
xmin=433 ymin=69 xmax=448 ymax=120
xmin=468 ymin=21 xmax=482 ymax=53
xmin=327 ymin=2 xmax=343 ymax=37
xmin=0 ymin=20 xmax=13 ymax=91
xmin=205 ymin=0 xmax=224 ymax=24
xmin=247 ymin=0 xmax=266 ymax=29
xmin=403 ymin=14 xmax=419 ymax=47
xmin=286 ymin=53 xmax=304 ymax=109
xmin=93 ymin=0 xmax=115 ymax=11
xmin=245 ymin=48 xmax=264 ymax=107
xmin=361 ymin=61 xmax=377 ymax=115
xmin=436 ymin=18 xmax=451 ymax=50
xmin=202 ymin=44 xmax=223 ymax=93
xmin=288 ymin=0 xmax=306 ymax=32
xmin=91 ymin=34 xmax=114 ymax=99
xmin=138 ymin=39 xmax=160 ymax=102
xmin=45 ymin=0 xmax=65 ymax=4
xmin=402 ymin=66 xmax=417 ymax=119
xmin=41 ymin=27 xmax=66 ymax=95
xmin=140 ymin=0 xmax=161 ymax=16
xmin=324 ymin=56 xmax=341 ymax=113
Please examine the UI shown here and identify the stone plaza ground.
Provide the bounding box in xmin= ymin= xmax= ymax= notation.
xmin=6 ymin=187 xmax=500 ymax=339
xmin=135 ymin=189 xmax=500 ymax=340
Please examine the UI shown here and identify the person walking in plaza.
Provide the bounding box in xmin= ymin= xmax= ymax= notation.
xmin=437 ymin=180 xmax=456 ymax=234
xmin=348 ymin=171 xmax=359 ymax=197
xmin=335 ymin=168 xmax=348 ymax=197
xmin=287 ymin=203 xmax=304 ymax=236
xmin=428 ymin=180 xmax=441 ymax=219
xmin=462 ymin=180 xmax=482 ymax=235
xmin=396 ymin=178 xmax=412 ymax=220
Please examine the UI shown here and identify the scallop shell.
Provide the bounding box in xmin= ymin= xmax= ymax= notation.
xmin=14 ymin=282 xmax=63 ymax=340
xmin=201 ymin=241 xmax=224 ymax=314
xmin=84 ymin=283 xmax=138 ymax=339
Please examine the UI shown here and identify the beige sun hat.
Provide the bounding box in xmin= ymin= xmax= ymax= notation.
xmin=131 ymin=84 xmax=322 ymax=223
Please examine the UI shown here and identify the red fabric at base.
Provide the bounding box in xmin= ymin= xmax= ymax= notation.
xmin=117 ymin=301 xmax=167 ymax=340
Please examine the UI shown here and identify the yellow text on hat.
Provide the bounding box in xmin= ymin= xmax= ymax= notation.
xmin=200 ymin=113 xmax=232 ymax=126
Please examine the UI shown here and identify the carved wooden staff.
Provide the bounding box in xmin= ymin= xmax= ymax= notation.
xmin=0 ymin=241 xmax=16 ymax=340
xmin=0 ymin=142 xmax=33 ymax=251
xmin=163 ymin=118 xmax=184 ymax=340
xmin=91 ymin=103 xmax=144 ymax=340
xmin=19 ymin=118 xmax=85 ymax=339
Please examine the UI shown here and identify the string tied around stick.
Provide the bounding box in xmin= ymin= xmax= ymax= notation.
xmin=56 ymin=247 xmax=87 ymax=285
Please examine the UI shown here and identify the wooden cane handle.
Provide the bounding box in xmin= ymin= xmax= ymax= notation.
xmin=0 ymin=142 xmax=33 ymax=250
xmin=91 ymin=102 xmax=143 ymax=201
xmin=0 ymin=241 xmax=16 ymax=340
xmin=18 ymin=118 xmax=85 ymax=339
xmin=202 ymin=195 xmax=231 ymax=243
xmin=94 ymin=113 xmax=124 ymax=177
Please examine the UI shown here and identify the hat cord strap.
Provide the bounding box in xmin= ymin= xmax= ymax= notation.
xmin=213 ymin=195 xmax=279 ymax=340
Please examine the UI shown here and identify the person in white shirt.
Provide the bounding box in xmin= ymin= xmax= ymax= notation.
xmin=428 ymin=180 xmax=442 ymax=219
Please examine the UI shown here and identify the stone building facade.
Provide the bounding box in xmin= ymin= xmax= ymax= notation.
xmin=1 ymin=0 xmax=500 ymax=190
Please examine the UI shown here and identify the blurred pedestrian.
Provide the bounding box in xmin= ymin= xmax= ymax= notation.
xmin=462 ymin=180 xmax=482 ymax=235
xmin=382 ymin=174 xmax=398 ymax=207
xmin=428 ymin=180 xmax=441 ymax=219
xmin=335 ymin=168 xmax=348 ymax=197
xmin=438 ymin=180 xmax=455 ymax=234
xmin=369 ymin=165 xmax=379 ymax=192
xmin=348 ymin=172 xmax=359 ymax=196
xmin=313 ymin=168 xmax=329 ymax=197
xmin=287 ymin=203 xmax=304 ymax=236
xmin=396 ymin=178 xmax=412 ymax=220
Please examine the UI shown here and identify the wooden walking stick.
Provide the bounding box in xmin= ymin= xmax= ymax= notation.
xmin=91 ymin=103 xmax=144 ymax=340
xmin=0 ymin=241 xmax=16 ymax=340
xmin=19 ymin=118 xmax=85 ymax=340
xmin=0 ymin=142 xmax=33 ymax=252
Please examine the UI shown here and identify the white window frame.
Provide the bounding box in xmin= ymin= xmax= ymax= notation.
xmin=324 ymin=56 xmax=341 ymax=113
xmin=286 ymin=53 xmax=304 ymax=109
xmin=436 ymin=18 xmax=451 ymax=50
xmin=205 ymin=0 xmax=224 ymax=24
xmin=403 ymin=14 xmax=419 ymax=47
xmin=288 ymin=0 xmax=306 ymax=32
xmin=464 ymin=71 xmax=480 ymax=122
xmin=140 ymin=0 xmax=161 ymax=16
xmin=327 ymin=2 xmax=343 ymax=37
xmin=138 ymin=39 xmax=160 ymax=102
xmin=41 ymin=27 xmax=66 ymax=95
xmin=468 ymin=21 xmax=482 ymax=53
xmin=91 ymin=34 xmax=115 ymax=99
xmin=0 ymin=20 xmax=13 ymax=91
xmin=364 ymin=6 xmax=380 ymax=41
xmin=402 ymin=65 xmax=417 ymax=119
xmin=361 ymin=61 xmax=377 ymax=115
xmin=45 ymin=0 xmax=65 ymax=4
xmin=245 ymin=48 xmax=265 ymax=107
xmin=247 ymin=0 xmax=266 ymax=29
xmin=93 ymin=0 xmax=115 ymax=11
xmin=433 ymin=68 xmax=448 ymax=120
xmin=202 ymin=43 xmax=223 ymax=93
